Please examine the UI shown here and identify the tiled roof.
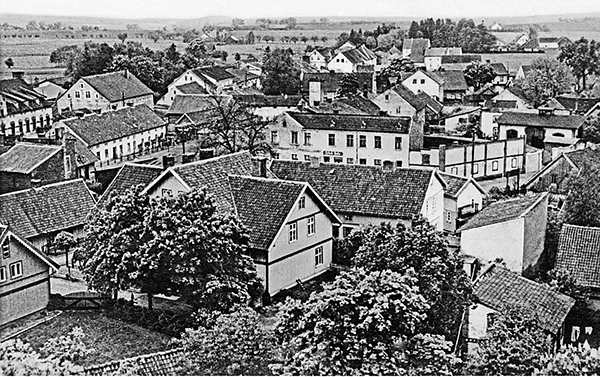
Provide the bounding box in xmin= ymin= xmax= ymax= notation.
xmin=474 ymin=264 xmax=575 ymax=333
xmin=226 ymin=68 xmax=261 ymax=84
xmin=192 ymin=66 xmax=235 ymax=82
xmin=392 ymin=84 xmax=427 ymax=110
xmin=556 ymin=95 xmax=600 ymax=114
xmin=340 ymin=49 xmax=369 ymax=65
xmin=417 ymin=91 xmax=443 ymax=113
xmin=564 ymin=148 xmax=600 ymax=169
xmin=440 ymin=54 xmax=481 ymax=64
xmin=539 ymin=37 xmax=560 ymax=43
xmin=433 ymin=70 xmax=468 ymax=91
xmin=229 ymin=175 xmax=305 ymax=250
xmin=403 ymin=38 xmax=430 ymax=63
xmin=425 ymin=47 xmax=463 ymax=56
xmin=287 ymin=112 xmax=411 ymax=134
xmin=439 ymin=172 xmax=468 ymax=198
xmin=74 ymin=139 xmax=99 ymax=168
xmin=0 ymin=179 xmax=96 ymax=239
xmin=556 ymin=224 xmax=600 ymax=289
xmin=270 ymin=161 xmax=435 ymax=219
xmin=167 ymin=151 xmax=275 ymax=213
xmin=80 ymin=347 xmax=185 ymax=376
xmin=302 ymin=72 xmax=374 ymax=93
xmin=63 ymin=105 xmax=166 ymax=146
xmin=97 ymin=163 xmax=163 ymax=208
xmin=82 ymin=70 xmax=153 ymax=102
xmin=490 ymin=62 xmax=508 ymax=75
xmin=460 ymin=193 xmax=546 ymax=231
xmin=175 ymin=82 xmax=208 ymax=95
xmin=234 ymin=94 xmax=303 ymax=108
xmin=308 ymin=96 xmax=380 ymax=116
xmin=0 ymin=143 xmax=62 ymax=174
xmin=496 ymin=111 xmax=585 ymax=130
xmin=167 ymin=95 xmax=228 ymax=115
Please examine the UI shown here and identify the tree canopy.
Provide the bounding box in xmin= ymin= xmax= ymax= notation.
xmin=558 ymin=37 xmax=600 ymax=92
xmin=261 ymin=48 xmax=300 ymax=95
xmin=562 ymin=162 xmax=600 ymax=228
xmin=518 ymin=57 xmax=574 ymax=107
xmin=463 ymin=61 xmax=496 ymax=91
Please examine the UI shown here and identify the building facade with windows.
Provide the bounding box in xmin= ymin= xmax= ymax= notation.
xmin=0 ymin=225 xmax=59 ymax=327
xmin=1 ymin=75 xmax=52 ymax=138
xmin=56 ymin=70 xmax=153 ymax=115
xmin=142 ymin=151 xmax=341 ymax=299
xmin=157 ymin=66 xmax=236 ymax=107
xmin=439 ymin=172 xmax=487 ymax=233
xmin=267 ymin=112 xmax=415 ymax=168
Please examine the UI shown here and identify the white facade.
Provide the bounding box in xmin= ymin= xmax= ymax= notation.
xmin=327 ymin=52 xmax=356 ymax=73
xmin=402 ymin=71 xmax=442 ymax=101
xmin=372 ymin=88 xmax=422 ymax=117
xmin=308 ymin=50 xmax=328 ymax=70
xmin=1 ymin=106 xmax=52 ymax=137
xmin=157 ymin=69 xmax=235 ymax=107
xmin=34 ymin=81 xmax=66 ymax=101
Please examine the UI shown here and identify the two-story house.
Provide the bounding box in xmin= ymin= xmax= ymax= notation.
xmin=267 ymin=112 xmax=418 ymax=168
xmin=306 ymin=47 xmax=333 ymax=70
xmin=271 ymin=159 xmax=446 ymax=233
xmin=439 ymin=172 xmax=486 ymax=233
xmin=56 ymin=70 xmax=154 ymax=114
xmin=157 ymin=66 xmax=236 ymax=106
xmin=303 ymin=72 xmax=376 ymax=104
xmin=326 ymin=45 xmax=377 ymax=73
xmin=402 ymin=70 xmax=468 ymax=104
xmin=402 ymin=38 xmax=431 ymax=67
xmin=53 ymin=104 xmax=167 ymax=163
xmin=142 ymin=151 xmax=341 ymax=299
xmin=424 ymin=47 xmax=464 ymax=71
xmin=489 ymin=62 xmax=510 ymax=92
xmin=0 ymin=225 xmax=59 ymax=327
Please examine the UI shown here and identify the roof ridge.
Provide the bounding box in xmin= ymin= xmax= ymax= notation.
xmin=0 ymin=178 xmax=87 ymax=198
xmin=172 ymin=150 xmax=251 ymax=170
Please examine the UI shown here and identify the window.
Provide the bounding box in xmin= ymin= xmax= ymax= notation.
xmin=420 ymin=79 xmax=425 ymax=84
xmin=384 ymin=94 xmax=390 ymax=101
xmin=492 ymin=161 xmax=499 ymax=171
xmin=95 ymin=93 xmax=99 ymax=99
xmin=343 ymin=214 xmax=353 ymax=221
xmin=75 ymin=91 xmax=81 ymax=99
xmin=412 ymin=79 xmax=417 ymax=84
xmin=65 ymin=155 xmax=72 ymax=173
xmin=422 ymin=155 xmax=430 ymax=165
xmin=396 ymin=160 xmax=403 ymax=168
xmin=0 ymin=267 xmax=6 ymax=282
xmin=298 ymin=196 xmax=306 ymax=209
xmin=395 ymin=137 xmax=402 ymax=150
xmin=328 ymin=134 xmax=336 ymax=146
xmin=551 ymin=174 xmax=557 ymax=184
xmin=432 ymin=197 xmax=437 ymax=212
xmin=511 ymin=158 xmax=517 ymax=168
xmin=323 ymin=156 xmax=331 ymax=163
xmin=292 ymin=153 xmax=298 ymax=160
xmin=104 ymin=149 xmax=109 ymax=158
xmin=343 ymin=226 xmax=353 ymax=237
xmin=85 ymin=91 xmax=91 ymax=98
xmin=271 ymin=131 xmax=278 ymax=143
xmin=374 ymin=159 xmax=382 ymax=166
xmin=334 ymin=157 xmax=343 ymax=163
xmin=446 ymin=211 xmax=452 ymax=222
xmin=289 ymin=222 xmax=298 ymax=243
xmin=359 ymin=135 xmax=367 ymax=148
xmin=2 ymin=237 xmax=9 ymax=259
xmin=291 ymin=131 xmax=298 ymax=144
xmin=304 ymin=155 xmax=311 ymax=161
xmin=473 ymin=163 xmax=479 ymax=174
xmin=359 ymin=158 xmax=367 ymax=165
xmin=304 ymin=132 xmax=312 ymax=146
xmin=396 ymin=106 xmax=402 ymax=113
xmin=374 ymin=136 xmax=382 ymax=149
xmin=347 ymin=158 xmax=354 ymax=164
xmin=451 ymin=167 xmax=458 ymax=174
xmin=162 ymin=188 xmax=173 ymax=197
xmin=307 ymin=216 xmax=315 ymax=236
xmin=9 ymin=261 xmax=22 ymax=279
xmin=80 ymin=83 xmax=84 ymax=88
xmin=346 ymin=134 xmax=354 ymax=147
xmin=274 ymin=153 xmax=280 ymax=159
xmin=315 ymin=246 xmax=324 ymax=266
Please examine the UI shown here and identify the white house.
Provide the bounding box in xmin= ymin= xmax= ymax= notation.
xmin=271 ymin=159 xmax=447 ymax=234
xmin=1 ymin=75 xmax=53 ymax=137
xmin=459 ymin=192 xmax=548 ymax=275
xmin=439 ymin=172 xmax=486 ymax=233
xmin=402 ymin=70 xmax=468 ymax=104
xmin=142 ymin=151 xmax=341 ymax=299
xmin=306 ymin=48 xmax=333 ymax=70
xmin=424 ymin=47 xmax=463 ymax=71
xmin=327 ymin=45 xmax=376 ymax=73
xmin=33 ymin=77 xmax=69 ymax=102
xmin=157 ymin=66 xmax=236 ymax=107
xmin=52 ymin=104 xmax=167 ymax=163
xmin=538 ymin=36 xmax=572 ymax=50
xmin=56 ymin=70 xmax=154 ymax=114
xmin=490 ymin=87 xmax=530 ymax=110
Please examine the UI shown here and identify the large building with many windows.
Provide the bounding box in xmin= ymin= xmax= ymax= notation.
xmin=266 ymin=112 xmax=420 ymax=168
xmin=1 ymin=74 xmax=52 ymax=139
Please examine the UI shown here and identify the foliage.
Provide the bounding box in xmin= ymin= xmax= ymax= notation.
xmin=336 ymin=73 xmax=360 ymax=98
xmin=541 ymin=346 xmax=600 ymax=375
xmin=262 ymin=48 xmax=300 ymax=95
xmin=0 ymin=327 xmax=91 ymax=375
xmin=381 ymin=57 xmax=416 ymax=85
xmin=276 ymin=268 xmax=430 ymax=375
xmin=562 ymin=162 xmax=600 ymax=227
xmin=463 ymin=61 xmax=496 ymax=91
xmin=464 ymin=305 xmax=551 ymax=376
xmin=398 ymin=333 xmax=460 ymax=376
xmin=558 ymin=37 xmax=600 ymax=91
xmin=582 ymin=114 xmax=600 ymax=144
xmin=174 ymin=307 xmax=282 ymax=375
xmin=544 ymin=268 xmax=586 ymax=298
xmin=407 ymin=18 xmax=497 ymax=52
xmin=351 ymin=218 xmax=473 ymax=338
xmin=519 ymin=57 xmax=574 ymax=107
xmin=49 ymin=44 xmax=79 ymax=65
xmin=332 ymin=228 xmax=365 ymax=266
xmin=54 ymin=231 xmax=77 ymax=252
xmin=117 ymin=32 xmax=128 ymax=43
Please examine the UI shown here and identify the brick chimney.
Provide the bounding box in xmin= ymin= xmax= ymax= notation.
xmin=162 ymin=154 xmax=175 ymax=170
xmin=63 ymin=133 xmax=77 ymax=179
xmin=253 ymin=156 xmax=268 ymax=178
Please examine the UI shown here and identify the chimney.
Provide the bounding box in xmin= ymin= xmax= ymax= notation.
xmin=181 ymin=153 xmax=195 ymax=164
xmin=309 ymin=156 xmax=320 ymax=167
xmin=254 ymin=156 xmax=268 ymax=178
xmin=198 ymin=149 xmax=215 ymax=160
xmin=12 ymin=71 xmax=25 ymax=81
xmin=162 ymin=154 xmax=175 ymax=170
xmin=309 ymin=81 xmax=322 ymax=107
xmin=439 ymin=144 xmax=447 ymax=171
xmin=62 ymin=133 xmax=77 ymax=179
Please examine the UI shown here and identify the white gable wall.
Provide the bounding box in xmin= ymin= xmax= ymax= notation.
xmin=402 ymin=71 xmax=442 ymax=100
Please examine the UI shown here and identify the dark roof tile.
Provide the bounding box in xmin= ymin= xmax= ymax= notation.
xmin=287 ymin=112 xmax=411 ymax=133
xmin=0 ymin=143 xmax=62 ymax=174
xmin=556 ymin=224 xmax=600 ymax=289
xmin=496 ymin=111 xmax=585 ymax=130
xmin=460 ymin=193 xmax=546 ymax=231
xmin=82 ymin=70 xmax=153 ymax=102
xmin=175 ymin=82 xmax=208 ymax=95
xmin=97 ymin=163 xmax=163 ymax=208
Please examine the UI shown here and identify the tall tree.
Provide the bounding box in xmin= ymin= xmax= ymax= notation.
xmin=520 ymin=57 xmax=574 ymax=107
xmin=4 ymin=58 xmax=14 ymax=69
xmin=562 ymin=162 xmax=600 ymax=227
xmin=558 ymin=37 xmax=600 ymax=92
xmin=463 ymin=61 xmax=496 ymax=91
xmin=336 ymin=73 xmax=360 ymax=98
xmin=261 ymin=48 xmax=300 ymax=95
xmin=117 ymin=32 xmax=128 ymax=43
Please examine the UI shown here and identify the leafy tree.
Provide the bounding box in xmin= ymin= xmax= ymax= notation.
xmin=234 ymin=52 xmax=241 ymax=62
xmin=111 ymin=54 xmax=164 ymax=93
xmin=310 ymin=35 xmax=319 ymax=44
xmin=463 ymin=61 xmax=496 ymax=91
xmin=247 ymin=31 xmax=255 ymax=44
xmin=559 ymin=37 xmax=600 ymax=92
xmin=175 ymin=307 xmax=281 ymax=375
xmin=464 ymin=305 xmax=551 ymax=375
xmin=262 ymin=48 xmax=300 ymax=95
xmin=519 ymin=57 xmax=574 ymax=107
xmin=65 ymin=41 xmax=115 ymax=80
xmin=336 ymin=73 xmax=360 ymax=98
xmin=582 ymin=114 xmax=600 ymax=144
xmin=398 ymin=333 xmax=460 ymax=376
xmin=562 ymin=162 xmax=600 ymax=227
xmin=4 ymin=57 xmax=14 ymax=69
xmin=381 ymin=57 xmax=416 ymax=85
xmin=276 ymin=268 xmax=430 ymax=375
xmin=26 ymin=20 xmax=38 ymax=30
xmin=232 ymin=18 xmax=245 ymax=28
xmin=300 ymin=36 xmax=308 ymax=44
xmin=148 ymin=30 xmax=161 ymax=43
xmin=0 ymin=327 xmax=91 ymax=375
xmin=541 ymin=346 xmax=600 ymax=375
xmin=320 ymin=35 xmax=328 ymax=44
xmin=54 ymin=231 xmax=77 ymax=278
xmin=408 ymin=21 xmax=420 ymax=38
xmin=49 ymin=45 xmax=78 ymax=65
xmin=117 ymin=33 xmax=128 ymax=43
xmin=350 ymin=218 xmax=473 ymax=338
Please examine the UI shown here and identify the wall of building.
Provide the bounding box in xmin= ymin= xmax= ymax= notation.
xmin=146 ymin=174 xmax=188 ymax=199
xmin=0 ymin=237 xmax=51 ymax=326
xmin=460 ymin=218 xmax=524 ymax=272
xmin=402 ymin=71 xmax=442 ymax=100
xmin=527 ymin=156 xmax=574 ymax=192
xmin=308 ymin=52 xmax=327 ymax=70
xmin=339 ymin=213 xmax=410 ymax=237
xmin=522 ymin=195 xmax=548 ymax=276
xmin=327 ymin=54 xmax=355 ymax=73
xmin=422 ymin=174 xmax=445 ymax=231
xmin=372 ymin=90 xmax=418 ymax=117
xmin=83 ymin=125 xmax=166 ymax=163
xmin=444 ymin=196 xmax=458 ymax=232
xmin=34 ymin=82 xmax=66 ymax=101
xmin=480 ymin=111 xmax=502 ymax=138
xmin=0 ymin=150 xmax=64 ymax=194
xmin=425 ymin=56 xmax=442 ymax=71
xmin=1 ymin=107 xmax=52 ymax=137
xmin=467 ymin=303 xmax=496 ymax=352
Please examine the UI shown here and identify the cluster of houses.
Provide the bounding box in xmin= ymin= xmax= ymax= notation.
xmin=1 ymin=33 xmax=600 ymax=358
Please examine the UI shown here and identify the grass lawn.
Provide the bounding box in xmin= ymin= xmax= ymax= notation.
xmin=17 ymin=310 xmax=174 ymax=367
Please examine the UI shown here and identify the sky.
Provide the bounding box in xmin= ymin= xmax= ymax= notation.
xmin=3 ymin=0 xmax=600 ymax=20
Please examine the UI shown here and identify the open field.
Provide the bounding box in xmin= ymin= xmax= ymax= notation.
xmin=17 ymin=310 xmax=173 ymax=367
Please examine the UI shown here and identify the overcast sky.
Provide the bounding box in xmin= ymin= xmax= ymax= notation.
xmin=3 ymin=0 xmax=600 ymax=19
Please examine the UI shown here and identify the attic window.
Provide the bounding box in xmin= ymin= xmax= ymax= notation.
xmin=1 ymin=237 xmax=9 ymax=259
xmin=552 ymin=132 xmax=565 ymax=138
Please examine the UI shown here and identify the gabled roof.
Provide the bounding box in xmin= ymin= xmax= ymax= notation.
xmin=0 ymin=179 xmax=96 ymax=239
xmin=63 ymin=105 xmax=166 ymax=146
xmin=73 ymin=138 xmax=99 ymax=168
xmin=524 ymin=147 xmax=600 ymax=189
xmin=460 ymin=193 xmax=547 ymax=231
xmin=556 ymin=224 xmax=600 ymax=289
xmin=496 ymin=111 xmax=585 ymax=130
xmin=302 ymin=72 xmax=374 ymax=93
xmin=286 ymin=112 xmax=411 ymax=134
xmin=97 ymin=163 xmax=163 ymax=208
xmin=0 ymin=225 xmax=59 ymax=272
xmin=402 ymin=38 xmax=430 ymax=63
xmin=439 ymin=172 xmax=486 ymax=198
xmin=0 ymin=143 xmax=62 ymax=174
xmin=271 ymin=160 xmax=442 ymax=219
xmin=440 ymin=54 xmax=481 ymax=64
xmin=234 ymin=94 xmax=303 ymax=108
xmin=191 ymin=66 xmax=235 ymax=82
xmin=473 ymin=264 xmax=575 ymax=333
xmin=175 ymin=81 xmax=208 ymax=95
xmin=308 ymin=95 xmax=380 ymax=116
xmin=539 ymin=37 xmax=560 ymax=43
xmin=490 ymin=62 xmax=508 ymax=75
xmin=339 ymin=48 xmax=372 ymax=65
xmin=555 ymin=95 xmax=600 ymax=114
xmin=433 ymin=70 xmax=468 ymax=91
xmin=167 ymin=95 xmax=227 ymax=116
xmin=417 ymin=91 xmax=444 ymax=114
xmin=80 ymin=70 xmax=153 ymax=102
xmin=391 ymin=84 xmax=427 ymax=111
xmin=80 ymin=348 xmax=185 ymax=376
